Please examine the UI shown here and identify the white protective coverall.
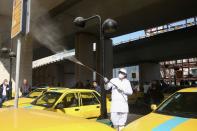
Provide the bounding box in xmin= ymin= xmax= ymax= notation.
xmin=105 ymin=77 xmax=133 ymax=129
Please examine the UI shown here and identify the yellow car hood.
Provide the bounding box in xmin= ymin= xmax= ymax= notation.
xmin=123 ymin=113 xmax=197 ymax=131
xmin=20 ymin=103 xmax=46 ymax=110
xmin=3 ymin=98 xmax=34 ymax=107
xmin=0 ymin=108 xmax=114 ymax=131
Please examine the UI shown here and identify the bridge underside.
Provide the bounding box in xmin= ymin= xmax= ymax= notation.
xmin=114 ymin=26 xmax=197 ymax=68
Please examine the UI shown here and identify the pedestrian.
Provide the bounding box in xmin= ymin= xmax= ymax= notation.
xmin=0 ymin=79 xmax=10 ymax=107
xmin=104 ymin=68 xmax=133 ymax=131
xmin=74 ymin=81 xmax=84 ymax=89
xmin=143 ymin=82 xmax=151 ymax=105
xmin=92 ymin=81 xmax=101 ymax=94
xmin=20 ymin=79 xmax=31 ymax=97
xmin=149 ymin=80 xmax=164 ymax=105
xmin=85 ymin=80 xmax=91 ymax=89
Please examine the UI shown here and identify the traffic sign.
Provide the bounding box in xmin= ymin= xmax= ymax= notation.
xmin=11 ymin=0 xmax=23 ymax=38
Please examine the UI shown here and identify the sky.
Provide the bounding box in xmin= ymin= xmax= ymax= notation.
xmin=111 ymin=30 xmax=145 ymax=45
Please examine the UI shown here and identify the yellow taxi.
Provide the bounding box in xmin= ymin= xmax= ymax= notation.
xmin=0 ymin=108 xmax=114 ymax=131
xmin=123 ymin=88 xmax=197 ymax=131
xmin=3 ymin=87 xmax=59 ymax=107
xmin=19 ymin=88 xmax=111 ymax=119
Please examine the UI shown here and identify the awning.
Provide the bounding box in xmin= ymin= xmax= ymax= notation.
xmin=32 ymin=50 xmax=75 ymax=68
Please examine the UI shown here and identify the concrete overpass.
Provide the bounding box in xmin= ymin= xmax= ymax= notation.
xmin=1 ymin=0 xmax=197 ymax=56
xmin=113 ymin=25 xmax=197 ymax=83
xmin=33 ymin=0 xmax=197 ymax=55
xmin=114 ymin=25 xmax=197 ymax=67
xmin=0 ymin=0 xmax=197 ymax=86
xmin=1 ymin=0 xmax=197 ymax=50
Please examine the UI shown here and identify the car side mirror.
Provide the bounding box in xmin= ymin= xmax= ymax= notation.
xmin=55 ymin=103 xmax=64 ymax=109
xmin=151 ymin=104 xmax=157 ymax=111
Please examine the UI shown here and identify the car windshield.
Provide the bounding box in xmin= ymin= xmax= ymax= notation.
xmin=26 ymin=89 xmax=46 ymax=98
xmin=156 ymin=92 xmax=197 ymax=118
xmin=31 ymin=92 xmax=62 ymax=108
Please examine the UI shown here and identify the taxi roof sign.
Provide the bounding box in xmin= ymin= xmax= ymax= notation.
xmin=11 ymin=0 xmax=23 ymax=38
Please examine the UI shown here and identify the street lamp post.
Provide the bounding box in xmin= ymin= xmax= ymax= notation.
xmin=74 ymin=15 xmax=117 ymax=119
xmin=9 ymin=51 xmax=16 ymax=99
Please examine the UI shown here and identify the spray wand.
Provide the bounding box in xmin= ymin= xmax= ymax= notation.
xmin=67 ymin=56 xmax=120 ymax=88
xmin=67 ymin=57 xmax=105 ymax=79
xmin=67 ymin=56 xmax=127 ymax=101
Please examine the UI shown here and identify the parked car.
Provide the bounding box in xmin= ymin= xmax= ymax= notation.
xmin=123 ymin=88 xmax=197 ymax=131
xmin=20 ymin=88 xmax=111 ymax=119
xmin=0 ymin=108 xmax=114 ymax=131
xmin=3 ymin=87 xmax=60 ymax=107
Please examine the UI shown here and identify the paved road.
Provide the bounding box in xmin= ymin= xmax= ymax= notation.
xmin=97 ymin=103 xmax=151 ymax=126
xmin=126 ymin=113 xmax=143 ymax=124
xmin=126 ymin=103 xmax=152 ymax=124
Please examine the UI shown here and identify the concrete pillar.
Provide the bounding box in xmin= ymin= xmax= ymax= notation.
xmin=75 ymin=33 xmax=113 ymax=85
xmin=139 ymin=62 xmax=160 ymax=85
xmin=64 ymin=61 xmax=75 ymax=87
xmin=104 ymin=39 xmax=113 ymax=79
xmin=75 ymin=33 xmax=97 ymax=84
xmin=13 ymin=36 xmax=33 ymax=89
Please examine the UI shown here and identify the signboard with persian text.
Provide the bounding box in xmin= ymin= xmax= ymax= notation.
xmin=11 ymin=0 xmax=23 ymax=38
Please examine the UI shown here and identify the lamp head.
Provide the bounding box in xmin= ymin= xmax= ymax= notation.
xmin=102 ymin=18 xmax=118 ymax=34
xmin=9 ymin=51 xmax=16 ymax=58
xmin=73 ymin=17 xmax=86 ymax=28
xmin=1 ymin=47 xmax=9 ymax=53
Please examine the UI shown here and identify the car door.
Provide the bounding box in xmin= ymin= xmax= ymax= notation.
xmin=79 ymin=91 xmax=100 ymax=119
xmin=54 ymin=93 xmax=82 ymax=117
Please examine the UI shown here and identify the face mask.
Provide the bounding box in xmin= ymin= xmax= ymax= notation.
xmin=118 ymin=73 xmax=125 ymax=79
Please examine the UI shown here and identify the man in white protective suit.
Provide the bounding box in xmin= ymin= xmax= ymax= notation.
xmin=104 ymin=68 xmax=133 ymax=131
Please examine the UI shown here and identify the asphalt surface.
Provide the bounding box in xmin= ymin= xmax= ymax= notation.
xmin=126 ymin=113 xmax=143 ymax=124
xmin=126 ymin=103 xmax=152 ymax=124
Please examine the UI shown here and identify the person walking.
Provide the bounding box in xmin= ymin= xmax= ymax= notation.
xmin=92 ymin=81 xmax=101 ymax=94
xmin=74 ymin=81 xmax=84 ymax=89
xmin=104 ymin=68 xmax=133 ymax=131
xmin=143 ymin=82 xmax=151 ymax=105
xmin=0 ymin=79 xmax=10 ymax=107
xmin=20 ymin=79 xmax=31 ymax=97
xmin=149 ymin=80 xmax=164 ymax=105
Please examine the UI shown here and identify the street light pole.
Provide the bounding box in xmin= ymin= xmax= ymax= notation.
xmin=74 ymin=15 xmax=117 ymax=119
xmin=9 ymin=56 xmax=13 ymax=99
xmin=100 ymin=24 xmax=109 ymax=119
xmin=74 ymin=15 xmax=107 ymax=118
xmin=14 ymin=38 xmax=22 ymax=108
xmin=88 ymin=15 xmax=107 ymax=118
xmin=8 ymin=50 xmax=16 ymax=100
xmin=97 ymin=15 xmax=107 ymax=119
